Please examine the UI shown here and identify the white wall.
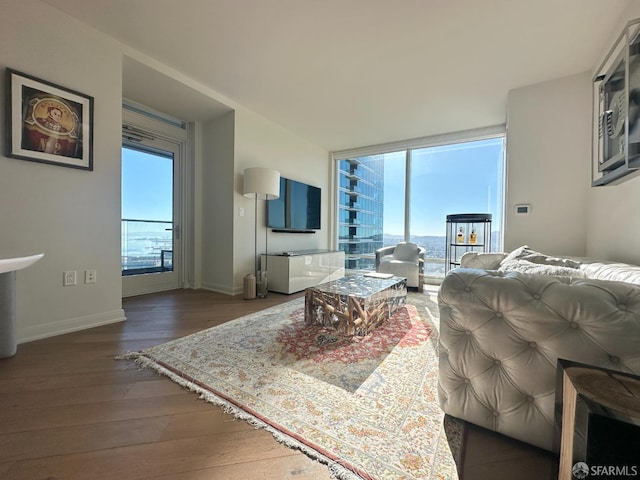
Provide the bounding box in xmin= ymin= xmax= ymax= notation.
xmin=585 ymin=4 xmax=640 ymax=265
xmin=505 ymin=73 xmax=592 ymax=257
xmin=0 ymin=0 xmax=125 ymax=341
xmin=232 ymin=107 xmax=330 ymax=294
xmin=201 ymin=111 xmax=236 ymax=294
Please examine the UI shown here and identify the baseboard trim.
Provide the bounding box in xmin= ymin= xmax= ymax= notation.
xmin=18 ymin=309 xmax=127 ymax=344
xmin=200 ymin=281 xmax=238 ymax=296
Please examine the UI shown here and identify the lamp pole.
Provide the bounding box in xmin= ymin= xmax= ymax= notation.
xmin=243 ymin=167 xmax=281 ymax=298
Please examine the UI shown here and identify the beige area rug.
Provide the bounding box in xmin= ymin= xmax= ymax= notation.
xmin=119 ymin=291 xmax=465 ymax=479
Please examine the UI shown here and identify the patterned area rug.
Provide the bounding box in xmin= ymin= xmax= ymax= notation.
xmin=119 ymin=291 xmax=464 ymax=480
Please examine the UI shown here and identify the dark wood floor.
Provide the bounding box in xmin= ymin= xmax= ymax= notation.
xmin=0 ymin=288 xmax=558 ymax=479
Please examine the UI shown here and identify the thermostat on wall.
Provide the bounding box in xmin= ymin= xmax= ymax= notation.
xmin=514 ymin=204 xmax=531 ymax=215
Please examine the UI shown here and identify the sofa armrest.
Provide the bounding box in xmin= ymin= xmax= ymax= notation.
xmin=437 ymin=267 xmax=640 ymax=451
xmin=459 ymin=251 xmax=507 ymax=269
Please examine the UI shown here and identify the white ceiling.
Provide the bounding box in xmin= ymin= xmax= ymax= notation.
xmin=44 ymin=0 xmax=630 ymax=151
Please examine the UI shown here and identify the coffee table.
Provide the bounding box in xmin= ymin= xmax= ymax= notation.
xmin=304 ymin=275 xmax=407 ymax=336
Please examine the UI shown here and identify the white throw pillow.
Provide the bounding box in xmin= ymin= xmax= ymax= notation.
xmin=498 ymin=259 xmax=586 ymax=278
xmin=503 ymin=245 xmax=581 ymax=269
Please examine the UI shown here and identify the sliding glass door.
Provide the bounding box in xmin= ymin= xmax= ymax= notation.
xmin=336 ymin=132 xmax=505 ymax=282
xmin=121 ymin=138 xmax=182 ymax=297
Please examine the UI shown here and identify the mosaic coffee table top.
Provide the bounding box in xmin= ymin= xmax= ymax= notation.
xmin=311 ymin=274 xmax=406 ymax=297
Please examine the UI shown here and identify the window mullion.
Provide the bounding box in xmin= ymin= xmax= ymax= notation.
xmin=404 ymin=150 xmax=411 ymax=242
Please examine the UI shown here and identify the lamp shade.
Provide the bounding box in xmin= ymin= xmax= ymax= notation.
xmin=243 ymin=167 xmax=280 ymax=199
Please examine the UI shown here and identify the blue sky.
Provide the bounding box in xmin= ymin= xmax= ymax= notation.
xmin=383 ymin=138 xmax=505 ymax=236
xmin=121 ymin=147 xmax=173 ymax=221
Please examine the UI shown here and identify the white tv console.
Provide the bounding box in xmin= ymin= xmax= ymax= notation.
xmin=260 ymin=250 xmax=345 ymax=294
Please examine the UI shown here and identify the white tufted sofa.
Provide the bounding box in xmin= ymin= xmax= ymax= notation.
xmin=437 ymin=250 xmax=640 ymax=451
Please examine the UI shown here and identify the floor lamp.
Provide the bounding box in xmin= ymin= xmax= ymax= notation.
xmin=243 ymin=167 xmax=280 ymax=298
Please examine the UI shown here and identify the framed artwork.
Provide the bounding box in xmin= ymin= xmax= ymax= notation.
xmin=6 ymin=69 xmax=93 ymax=171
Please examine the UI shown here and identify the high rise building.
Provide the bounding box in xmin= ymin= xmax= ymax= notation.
xmin=337 ymin=156 xmax=384 ymax=271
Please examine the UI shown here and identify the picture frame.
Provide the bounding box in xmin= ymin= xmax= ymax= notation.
xmin=6 ymin=69 xmax=93 ymax=171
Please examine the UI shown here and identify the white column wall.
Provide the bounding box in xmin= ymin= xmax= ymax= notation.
xmin=505 ymin=73 xmax=592 ymax=257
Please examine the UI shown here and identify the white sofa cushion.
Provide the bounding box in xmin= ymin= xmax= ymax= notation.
xmin=580 ymin=260 xmax=640 ymax=284
xmin=460 ymin=251 xmax=506 ymax=269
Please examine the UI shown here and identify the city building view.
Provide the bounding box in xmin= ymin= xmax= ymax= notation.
xmin=337 ymin=156 xmax=385 ymax=271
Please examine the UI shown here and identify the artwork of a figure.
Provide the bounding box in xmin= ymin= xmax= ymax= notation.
xmin=21 ymin=86 xmax=82 ymax=159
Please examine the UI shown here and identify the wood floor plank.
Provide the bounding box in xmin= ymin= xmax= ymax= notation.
xmin=0 ymin=366 xmax=158 ymax=394
xmin=0 ymin=377 xmax=181 ymax=409
xmin=0 ymin=416 xmax=171 ymax=462
xmin=0 ymin=392 xmax=210 ymax=434
xmin=144 ymin=454 xmax=332 ymax=480
xmin=158 ymin=410 xmax=257 ymax=441
xmin=0 ymin=429 xmax=328 ymax=480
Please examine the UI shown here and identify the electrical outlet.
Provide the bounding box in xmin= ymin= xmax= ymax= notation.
xmin=63 ymin=270 xmax=77 ymax=286
xmin=85 ymin=269 xmax=97 ymax=284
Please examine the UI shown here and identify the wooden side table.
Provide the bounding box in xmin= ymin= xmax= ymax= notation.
xmin=555 ymin=359 xmax=640 ymax=479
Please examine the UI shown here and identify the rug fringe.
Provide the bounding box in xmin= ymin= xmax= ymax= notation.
xmin=117 ymin=352 xmax=365 ymax=480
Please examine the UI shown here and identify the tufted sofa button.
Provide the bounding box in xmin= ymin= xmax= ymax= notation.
xmin=526 ymin=396 xmax=535 ymax=403
xmin=533 ymin=294 xmax=541 ymax=300
xmin=494 ymin=359 xmax=501 ymax=366
xmin=570 ymin=322 xmax=579 ymax=329
xmin=610 ymin=355 xmax=620 ymax=364
xmin=492 ymin=411 xmax=499 ymax=417
xmin=529 ymin=342 xmax=537 ymax=349
xmin=496 ymin=312 xmax=503 ymax=318
xmin=464 ymin=287 xmax=471 ymax=293
xmin=463 ymin=378 xmax=471 ymax=384
xmin=618 ymin=304 xmax=627 ymax=311
xmin=465 ymin=330 xmax=472 ymax=336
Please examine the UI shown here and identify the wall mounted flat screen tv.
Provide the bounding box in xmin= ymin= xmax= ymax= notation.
xmin=267 ymin=177 xmax=321 ymax=232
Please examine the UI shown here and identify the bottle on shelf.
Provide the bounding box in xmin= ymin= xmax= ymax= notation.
xmin=469 ymin=227 xmax=477 ymax=245
xmin=456 ymin=226 xmax=465 ymax=244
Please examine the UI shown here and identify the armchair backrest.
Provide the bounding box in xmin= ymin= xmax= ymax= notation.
xmin=392 ymin=242 xmax=420 ymax=261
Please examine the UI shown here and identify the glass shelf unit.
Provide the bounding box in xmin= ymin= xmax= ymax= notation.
xmin=445 ymin=213 xmax=492 ymax=273
xmin=592 ymin=17 xmax=640 ymax=186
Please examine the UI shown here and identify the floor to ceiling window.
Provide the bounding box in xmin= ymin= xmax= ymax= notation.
xmin=335 ymin=129 xmax=505 ymax=281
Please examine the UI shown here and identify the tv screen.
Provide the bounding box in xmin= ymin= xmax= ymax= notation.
xmin=267 ymin=177 xmax=321 ymax=231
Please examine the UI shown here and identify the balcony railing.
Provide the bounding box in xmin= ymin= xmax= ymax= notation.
xmin=121 ymin=219 xmax=173 ymax=275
